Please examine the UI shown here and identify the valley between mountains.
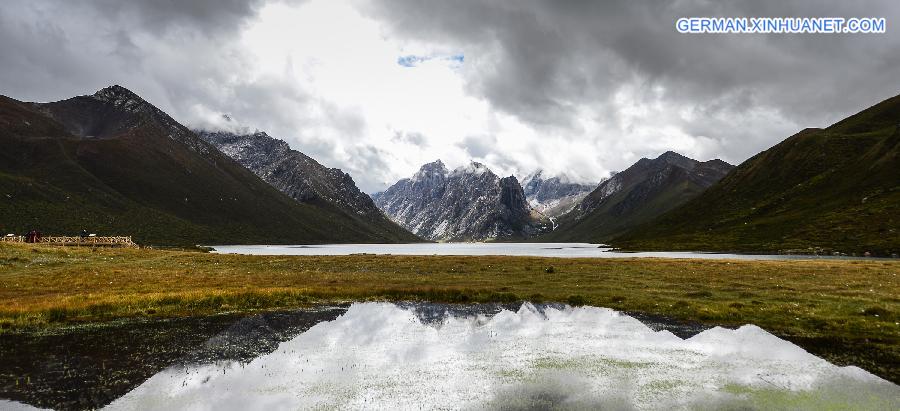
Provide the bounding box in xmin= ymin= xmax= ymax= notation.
xmin=1 ymin=85 xmax=897 ymax=256
xmin=1 ymin=85 xmax=898 ymax=389
xmin=2 ymin=3 xmax=899 ymax=409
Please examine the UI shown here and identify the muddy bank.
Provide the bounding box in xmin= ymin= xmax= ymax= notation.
xmin=783 ymin=335 xmax=899 ymax=385
xmin=0 ymin=307 xmax=346 ymax=410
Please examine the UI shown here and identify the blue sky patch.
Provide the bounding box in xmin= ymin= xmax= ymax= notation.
xmin=397 ymin=55 xmax=426 ymax=67
xmin=398 ymin=54 xmax=464 ymax=67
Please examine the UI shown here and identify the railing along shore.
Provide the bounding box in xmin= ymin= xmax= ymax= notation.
xmin=1 ymin=236 xmax=138 ymax=248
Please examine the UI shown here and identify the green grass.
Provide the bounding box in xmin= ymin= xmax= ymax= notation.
xmin=0 ymin=243 xmax=897 ymax=381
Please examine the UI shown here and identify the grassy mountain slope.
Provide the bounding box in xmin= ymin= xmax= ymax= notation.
xmin=612 ymin=94 xmax=900 ymax=255
xmin=0 ymin=86 xmax=417 ymax=246
xmin=541 ymin=152 xmax=733 ymax=242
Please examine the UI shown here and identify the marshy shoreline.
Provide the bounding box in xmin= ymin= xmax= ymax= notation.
xmin=1 ymin=243 xmax=897 ymax=385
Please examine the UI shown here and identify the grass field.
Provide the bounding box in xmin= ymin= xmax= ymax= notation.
xmin=0 ymin=243 xmax=897 ymax=381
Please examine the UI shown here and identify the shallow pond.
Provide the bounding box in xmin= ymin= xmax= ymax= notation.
xmin=209 ymin=243 xmax=880 ymax=260
xmin=1 ymin=303 xmax=897 ymax=410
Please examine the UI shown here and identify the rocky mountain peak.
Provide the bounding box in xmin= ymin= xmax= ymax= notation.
xmin=412 ymin=160 xmax=448 ymax=181
xmin=657 ymin=150 xmax=685 ymax=160
xmin=374 ymin=160 xmax=549 ymax=241
xmin=499 ymin=176 xmax=527 ymax=210
xmin=654 ymin=150 xmax=697 ymax=170
xmin=452 ymin=161 xmax=494 ymax=178
xmin=36 ymin=85 xmax=212 ymax=155
xmin=422 ymin=159 xmax=446 ymax=170
xmin=90 ymin=85 xmax=150 ymax=112
xmin=93 ymin=84 xmax=140 ymax=100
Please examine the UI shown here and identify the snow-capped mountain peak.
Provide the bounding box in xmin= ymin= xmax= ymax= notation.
xmin=411 ymin=160 xmax=448 ymax=182
xmin=374 ymin=160 xmax=550 ymax=241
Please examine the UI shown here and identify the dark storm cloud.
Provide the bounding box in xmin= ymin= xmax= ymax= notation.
xmin=2 ymin=0 xmax=899 ymax=191
xmin=0 ymin=0 xmax=266 ymax=102
xmin=362 ymin=0 xmax=900 ymax=161
xmin=0 ymin=0 xmax=350 ymax=182
xmin=87 ymin=0 xmax=266 ymax=36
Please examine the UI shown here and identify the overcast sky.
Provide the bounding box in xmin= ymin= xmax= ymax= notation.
xmin=2 ymin=0 xmax=898 ymax=193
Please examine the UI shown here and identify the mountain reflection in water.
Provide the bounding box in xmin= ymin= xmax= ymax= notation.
xmin=1 ymin=302 xmax=897 ymax=410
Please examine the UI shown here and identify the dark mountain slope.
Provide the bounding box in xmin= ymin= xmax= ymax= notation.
xmin=197 ymin=129 xmax=418 ymax=242
xmin=541 ymin=152 xmax=733 ymax=242
xmin=0 ymin=86 xmax=415 ymax=245
xmin=612 ymin=94 xmax=900 ymax=255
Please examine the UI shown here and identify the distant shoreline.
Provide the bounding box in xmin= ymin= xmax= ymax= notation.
xmin=204 ymin=242 xmax=898 ymax=261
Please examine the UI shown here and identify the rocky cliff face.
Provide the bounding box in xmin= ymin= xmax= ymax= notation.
xmin=520 ymin=171 xmax=597 ymax=219
xmin=373 ymin=160 xmax=549 ymax=241
xmin=197 ymin=128 xmax=418 ymax=241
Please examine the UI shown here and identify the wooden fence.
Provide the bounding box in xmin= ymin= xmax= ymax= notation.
xmin=1 ymin=235 xmax=138 ymax=248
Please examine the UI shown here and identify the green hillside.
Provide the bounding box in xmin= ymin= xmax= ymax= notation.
xmin=0 ymin=87 xmax=419 ymax=246
xmin=612 ymin=94 xmax=900 ymax=255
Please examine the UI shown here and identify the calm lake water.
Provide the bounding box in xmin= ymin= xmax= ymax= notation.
xmin=1 ymin=303 xmax=896 ymax=410
xmin=210 ymin=242 xmax=872 ymax=260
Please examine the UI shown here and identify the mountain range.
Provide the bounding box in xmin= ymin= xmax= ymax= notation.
xmin=373 ymin=154 xmax=733 ymax=244
xmin=372 ymin=160 xmax=550 ymax=241
xmin=0 ymin=86 xmax=416 ymax=246
xmin=612 ymin=94 xmax=900 ymax=255
xmin=541 ymin=152 xmax=734 ymax=242
xmin=1 ymin=84 xmax=896 ymax=253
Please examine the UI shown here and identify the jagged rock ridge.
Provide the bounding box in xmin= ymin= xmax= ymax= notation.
xmin=373 ymin=160 xmax=550 ymax=241
xmin=197 ymin=128 xmax=416 ymax=240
